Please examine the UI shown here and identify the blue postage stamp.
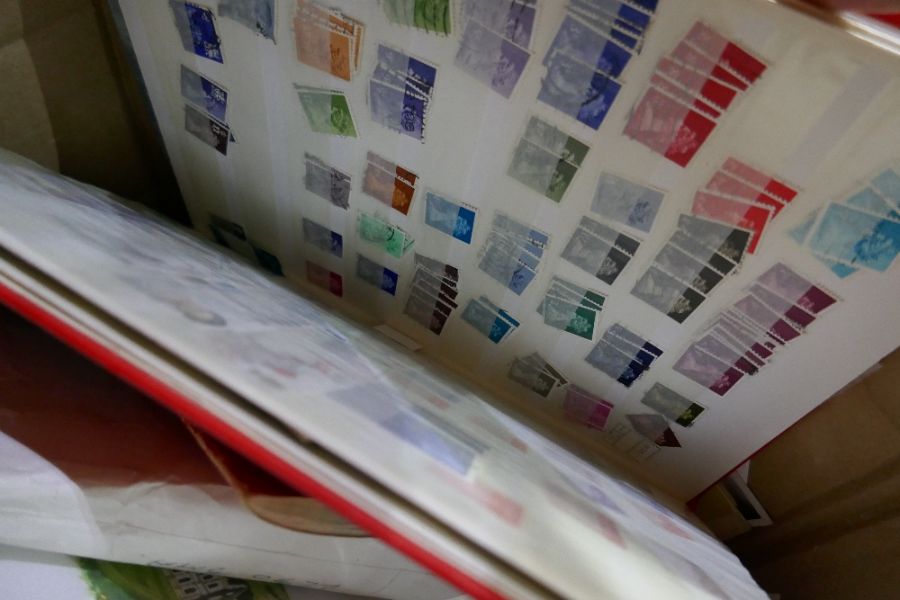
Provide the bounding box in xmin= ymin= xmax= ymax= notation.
xmin=180 ymin=65 xmax=228 ymax=122
xmin=478 ymin=240 xmax=538 ymax=295
xmin=455 ymin=19 xmax=531 ymax=98
xmin=808 ymin=203 xmax=900 ymax=271
xmin=374 ymin=45 xmax=437 ymax=95
xmin=369 ymin=45 xmax=435 ymax=142
xmin=846 ymin=187 xmax=900 ymax=220
xmin=423 ymin=191 xmax=477 ymax=244
xmin=356 ymin=254 xmax=398 ymax=295
xmin=170 ymin=1 xmax=224 ymax=63
xmin=591 ymin=172 xmax=664 ymax=233
xmin=369 ymin=80 xmax=427 ymax=141
xmin=544 ymin=15 xmax=633 ymax=76
xmin=217 ymin=0 xmax=275 ymax=41
xmin=570 ymin=0 xmax=654 ymax=32
xmin=302 ymin=218 xmax=343 ymax=258
xmin=584 ymin=340 xmax=646 ymax=387
xmin=538 ymin=51 xmax=622 ymax=129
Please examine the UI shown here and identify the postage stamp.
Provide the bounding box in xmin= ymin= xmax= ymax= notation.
xmin=492 ymin=211 xmax=550 ymax=249
xmin=545 ymin=14 xmax=633 ymax=77
xmin=456 ymin=18 xmax=530 ymax=98
xmin=369 ymin=45 xmax=435 ymax=141
xmin=591 ymin=172 xmax=664 ymax=233
xmin=508 ymin=138 xmax=579 ymax=203
xmin=673 ymin=343 xmax=743 ymax=396
xmin=180 ymin=65 xmax=227 ymax=122
xmin=537 ymin=276 xmax=605 ymax=340
xmin=623 ymin=86 xmax=716 ymax=167
xmin=684 ymin=21 xmax=766 ymax=85
xmin=607 ymin=322 xmax=662 ymax=357
xmin=694 ymin=333 xmax=758 ymax=375
xmin=654 ymin=56 xmax=737 ymax=110
xmin=677 ymin=214 xmax=750 ymax=264
xmin=561 ymin=225 xmax=633 ymax=285
xmin=585 ymin=340 xmax=646 ymax=387
xmin=807 ymin=203 xmax=900 ymax=272
xmin=543 ymin=295 xmax=597 ymax=340
xmin=601 ymin=331 xmax=656 ymax=370
xmin=846 ymin=187 xmax=900 ymax=220
xmin=563 ymin=384 xmax=614 ymax=431
xmin=461 ymin=297 xmax=517 ymax=343
xmin=649 ymin=74 xmax=722 ymax=120
xmin=294 ymin=11 xmax=351 ymax=79
xmin=184 ymin=104 xmax=230 ymax=155
xmin=171 ymin=1 xmax=224 ymax=63
xmin=478 ymin=237 xmax=538 ymax=294
xmin=538 ymin=50 xmax=622 ymax=129
xmin=733 ymin=295 xmax=801 ymax=342
xmin=356 ymin=254 xmax=398 ymax=295
xmin=306 ymin=260 xmax=343 ymax=296
xmin=508 ymin=353 xmax=566 ymax=397
xmin=369 ymin=80 xmax=428 ymax=140
xmin=720 ymin=157 xmax=797 ymax=203
xmin=383 ymin=0 xmax=452 ymax=35
xmin=641 ymin=383 xmax=705 ymax=427
xmin=668 ymin=230 xmax=736 ymax=277
xmin=748 ymin=283 xmax=815 ymax=328
xmin=358 ymin=212 xmax=415 ymax=257
xmin=522 ymin=115 xmax=590 ymax=166
xmin=653 ymin=243 xmax=723 ymax=294
xmin=362 ymin=152 xmax=418 ymax=215
xmin=459 ymin=0 xmax=537 ymax=48
xmin=415 ymin=253 xmax=460 ymax=283
xmin=578 ymin=216 xmax=641 ymax=254
xmin=304 ymin=153 xmax=351 ymax=209
xmin=404 ymin=293 xmax=449 ymax=335
xmin=705 ymin=170 xmax=786 ymax=216
xmin=872 ymin=168 xmax=900 ymax=210
xmin=669 ymin=40 xmax=746 ymax=91
xmin=374 ymin=44 xmax=437 ymax=94
xmin=302 ymin=218 xmax=343 ymax=257
xmin=570 ymin=0 xmax=653 ymax=34
xmin=691 ymin=191 xmax=772 ymax=254
xmin=424 ymin=191 xmax=477 ymax=244
xmin=219 ymin=0 xmax=275 ymax=41
xmin=755 ymin=263 xmax=838 ymax=314
xmin=295 ymin=85 xmax=358 ymax=137
xmin=631 ymin=265 xmax=705 ymax=323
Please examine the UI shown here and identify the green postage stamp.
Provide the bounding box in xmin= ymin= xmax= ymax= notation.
xmin=295 ymin=84 xmax=358 ymax=137
xmin=382 ymin=0 xmax=452 ymax=34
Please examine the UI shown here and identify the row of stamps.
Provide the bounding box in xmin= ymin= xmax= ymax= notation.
xmin=790 ymin=167 xmax=900 ymax=278
xmin=630 ymin=158 xmax=798 ymax=323
xmin=403 ymin=254 xmax=461 ymax=334
xmin=294 ymin=0 xmax=364 ymax=81
xmin=508 ymin=352 xmax=569 ymax=398
xmin=585 ymin=324 xmax=663 ymax=388
xmin=625 ymin=21 xmax=767 ymax=167
xmin=673 ymin=262 xmax=839 ymax=396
